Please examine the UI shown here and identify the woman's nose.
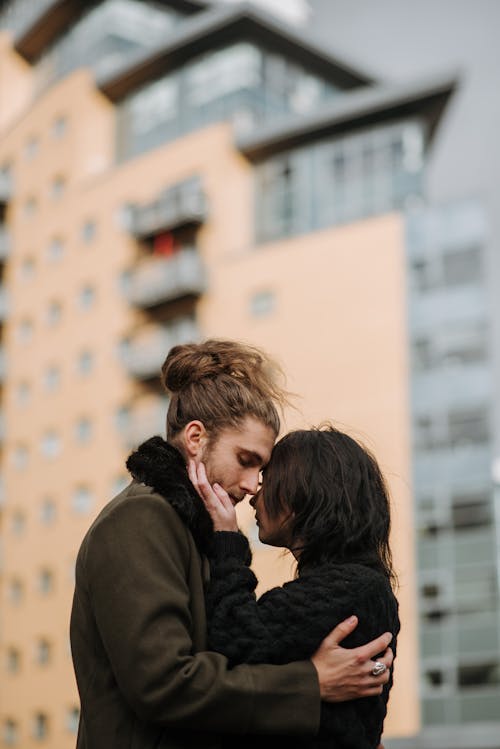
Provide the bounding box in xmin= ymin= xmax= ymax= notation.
xmin=249 ymin=490 xmax=261 ymax=508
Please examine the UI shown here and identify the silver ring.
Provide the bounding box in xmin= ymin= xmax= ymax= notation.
xmin=371 ymin=660 xmax=387 ymax=677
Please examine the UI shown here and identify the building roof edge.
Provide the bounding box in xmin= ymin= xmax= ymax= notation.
xmin=97 ymin=2 xmax=374 ymax=101
xmin=236 ymin=69 xmax=459 ymax=161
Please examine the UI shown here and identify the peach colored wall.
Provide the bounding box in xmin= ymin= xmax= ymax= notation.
xmin=0 ymin=47 xmax=419 ymax=745
xmin=210 ymin=216 xmax=420 ymax=736
xmin=0 ymin=32 xmax=33 ymax=134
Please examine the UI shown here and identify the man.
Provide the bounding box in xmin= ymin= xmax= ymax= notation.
xmin=70 ymin=340 xmax=393 ymax=748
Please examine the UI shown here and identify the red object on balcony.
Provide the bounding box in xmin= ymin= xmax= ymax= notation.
xmin=153 ymin=232 xmax=175 ymax=257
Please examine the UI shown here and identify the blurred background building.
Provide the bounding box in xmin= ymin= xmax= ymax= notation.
xmin=0 ymin=1 xmax=497 ymax=747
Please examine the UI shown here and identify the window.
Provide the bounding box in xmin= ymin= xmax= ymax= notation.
xmin=12 ymin=445 xmax=29 ymax=471
xmin=425 ymin=669 xmax=444 ymax=687
xmin=52 ymin=115 xmax=67 ymax=139
xmin=77 ymin=349 xmax=94 ymax=376
xmin=257 ymin=156 xmax=300 ymax=241
xmin=11 ymin=511 xmax=26 ymax=536
xmin=75 ymin=417 xmax=93 ymax=444
xmin=128 ymin=76 xmax=180 ymax=137
xmin=24 ymin=196 xmax=37 ymax=218
xmin=72 ymin=486 xmax=94 ymax=514
xmin=8 ymin=578 xmax=24 ymax=604
xmin=421 ymin=583 xmax=440 ymax=599
xmin=66 ymin=706 xmax=79 ymax=734
xmin=458 ymin=662 xmax=500 ymax=688
xmin=250 ymin=290 xmax=276 ymax=318
xmin=185 ymin=44 xmax=261 ymax=108
xmin=78 ymin=284 xmax=96 ymax=310
xmin=442 ymin=246 xmax=482 ymax=286
xmin=81 ymin=219 xmax=96 ymax=244
xmin=2 ymin=719 xmax=18 ymax=745
xmin=40 ymin=431 xmax=61 ymax=459
xmin=50 ymin=175 xmax=66 ymax=200
xmin=32 ymin=712 xmax=49 ymax=740
xmin=448 ymin=408 xmax=489 ymax=447
xmin=25 ymin=136 xmax=39 ymax=160
xmin=17 ymin=318 xmax=34 ymax=344
xmin=451 ymin=492 xmax=492 ymax=530
xmin=20 ymin=256 xmax=36 ymax=280
xmin=37 ymin=569 xmax=54 ymax=594
xmin=46 ymin=300 xmax=62 ymax=326
xmin=455 ymin=566 xmax=496 ymax=610
xmin=6 ymin=647 xmax=21 ymax=673
xmin=114 ymin=405 xmax=131 ymax=431
xmin=43 ymin=365 xmax=61 ymax=392
xmin=35 ymin=639 xmax=51 ymax=666
xmin=40 ymin=498 xmax=57 ymax=525
xmin=46 ymin=237 xmax=65 ymax=263
xmin=16 ymin=381 xmax=31 ymax=406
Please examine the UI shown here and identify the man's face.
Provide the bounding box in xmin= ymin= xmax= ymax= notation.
xmin=201 ymin=416 xmax=276 ymax=505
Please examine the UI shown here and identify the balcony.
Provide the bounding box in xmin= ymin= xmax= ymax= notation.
xmin=0 ymin=171 xmax=12 ymax=206
xmin=0 ymin=346 xmax=6 ymax=383
xmin=0 ymin=286 xmax=9 ymax=322
xmin=0 ymin=228 xmax=11 ymax=262
xmin=124 ymin=248 xmax=206 ymax=309
xmin=128 ymin=177 xmax=207 ymax=239
xmin=120 ymin=318 xmax=200 ymax=381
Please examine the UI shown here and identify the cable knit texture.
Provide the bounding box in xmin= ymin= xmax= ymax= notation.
xmin=207 ymin=532 xmax=400 ymax=749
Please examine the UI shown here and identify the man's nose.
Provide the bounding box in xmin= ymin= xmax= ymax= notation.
xmin=241 ymin=471 xmax=260 ymax=496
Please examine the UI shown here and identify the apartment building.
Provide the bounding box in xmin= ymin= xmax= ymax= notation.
xmin=0 ymin=0 xmax=456 ymax=745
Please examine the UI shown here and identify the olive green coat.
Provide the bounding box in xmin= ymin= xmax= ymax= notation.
xmin=70 ymin=440 xmax=319 ymax=749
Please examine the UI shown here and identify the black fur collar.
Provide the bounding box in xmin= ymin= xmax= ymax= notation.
xmin=126 ymin=436 xmax=214 ymax=555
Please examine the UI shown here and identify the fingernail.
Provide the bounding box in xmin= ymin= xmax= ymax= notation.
xmin=384 ymin=633 xmax=393 ymax=645
xmin=348 ymin=615 xmax=357 ymax=624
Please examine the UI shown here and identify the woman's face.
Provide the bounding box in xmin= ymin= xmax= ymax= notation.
xmin=250 ymin=488 xmax=293 ymax=548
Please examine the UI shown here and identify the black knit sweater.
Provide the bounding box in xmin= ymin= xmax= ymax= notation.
xmin=206 ymin=532 xmax=400 ymax=749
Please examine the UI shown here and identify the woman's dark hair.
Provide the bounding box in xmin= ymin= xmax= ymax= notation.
xmin=261 ymin=425 xmax=395 ymax=583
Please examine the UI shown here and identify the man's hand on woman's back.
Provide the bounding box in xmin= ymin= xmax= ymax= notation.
xmin=311 ymin=615 xmax=393 ymax=701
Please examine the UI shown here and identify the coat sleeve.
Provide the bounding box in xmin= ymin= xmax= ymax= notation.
xmin=81 ymin=493 xmax=320 ymax=734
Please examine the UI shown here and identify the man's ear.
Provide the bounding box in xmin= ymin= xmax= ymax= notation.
xmin=182 ymin=420 xmax=208 ymax=460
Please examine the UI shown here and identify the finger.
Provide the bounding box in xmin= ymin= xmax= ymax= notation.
xmin=187 ymin=460 xmax=201 ymax=496
xmin=322 ymin=616 xmax=358 ymax=647
xmin=354 ymin=632 xmax=393 ymax=663
xmin=213 ymin=483 xmax=233 ymax=509
xmin=378 ymin=647 xmax=394 ymax=669
xmin=194 ymin=462 xmax=217 ymax=506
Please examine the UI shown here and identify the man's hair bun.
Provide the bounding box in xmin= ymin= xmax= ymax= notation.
xmin=161 ymin=338 xmax=290 ymax=440
xmin=161 ymin=341 xmax=235 ymax=393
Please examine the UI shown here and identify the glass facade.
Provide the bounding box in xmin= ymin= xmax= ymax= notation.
xmin=255 ymin=119 xmax=424 ymax=243
xmin=406 ymin=200 xmax=500 ymax=725
xmin=117 ymin=42 xmax=338 ymax=160
xmin=33 ymin=0 xmax=182 ymax=92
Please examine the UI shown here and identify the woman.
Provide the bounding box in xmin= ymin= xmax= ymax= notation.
xmin=192 ymin=425 xmax=400 ymax=749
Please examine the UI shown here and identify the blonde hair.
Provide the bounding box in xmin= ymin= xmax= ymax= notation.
xmin=161 ymin=339 xmax=288 ymax=444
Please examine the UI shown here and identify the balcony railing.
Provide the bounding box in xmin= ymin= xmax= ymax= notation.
xmin=129 ymin=177 xmax=207 ymax=239
xmin=0 ymin=172 xmax=12 ymax=206
xmin=124 ymin=248 xmax=206 ymax=309
xmin=0 ymin=287 xmax=9 ymax=322
xmin=0 ymin=346 xmax=6 ymax=384
xmin=120 ymin=318 xmax=200 ymax=381
xmin=0 ymin=228 xmax=11 ymax=262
